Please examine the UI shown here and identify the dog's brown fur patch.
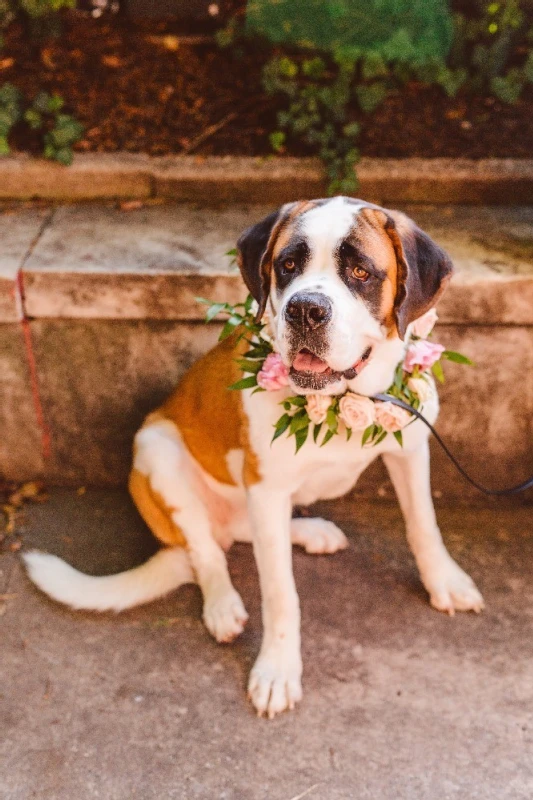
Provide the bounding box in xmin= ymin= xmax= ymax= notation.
xmin=129 ymin=467 xmax=187 ymax=547
xmin=159 ymin=330 xmax=261 ymax=486
xmin=353 ymin=207 xmax=399 ymax=335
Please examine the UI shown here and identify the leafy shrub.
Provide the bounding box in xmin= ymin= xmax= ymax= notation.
xmin=0 ymin=82 xmax=21 ymax=154
xmin=0 ymin=0 xmax=73 ymax=24
xmin=255 ymin=0 xmax=533 ymax=193
xmin=246 ymin=0 xmax=455 ymax=64
xmin=25 ymin=91 xmax=83 ymax=165
xmin=264 ymin=54 xmax=365 ymax=193
xmin=0 ymin=84 xmax=83 ymax=163
xmin=439 ymin=0 xmax=533 ymax=101
xmin=0 ymin=0 xmax=74 ymax=43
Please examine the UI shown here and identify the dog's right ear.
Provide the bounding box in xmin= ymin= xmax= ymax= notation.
xmin=237 ymin=204 xmax=297 ymax=321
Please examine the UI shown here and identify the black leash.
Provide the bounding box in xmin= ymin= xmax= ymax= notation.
xmin=373 ymin=393 xmax=533 ymax=496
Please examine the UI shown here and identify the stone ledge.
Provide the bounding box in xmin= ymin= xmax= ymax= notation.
xmin=0 ymin=154 xmax=532 ymax=204
xmin=0 ymin=207 xmax=51 ymax=322
xmin=0 ymin=153 xmax=153 ymax=201
xmin=21 ymin=203 xmax=533 ymax=324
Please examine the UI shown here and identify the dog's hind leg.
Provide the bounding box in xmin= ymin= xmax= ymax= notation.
xmin=233 ymin=513 xmax=348 ymax=554
xmin=133 ymin=419 xmax=248 ymax=642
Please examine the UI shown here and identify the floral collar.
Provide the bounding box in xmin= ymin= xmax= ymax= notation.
xmin=198 ymin=296 xmax=472 ymax=452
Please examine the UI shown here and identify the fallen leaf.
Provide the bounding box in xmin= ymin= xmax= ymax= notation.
xmin=18 ymin=481 xmax=44 ymax=499
xmin=0 ymin=58 xmax=14 ymax=70
xmin=119 ymin=200 xmax=143 ymax=211
xmin=147 ymin=34 xmax=179 ymax=51
xmin=102 ymin=54 xmax=123 ymax=68
xmin=41 ymin=48 xmax=56 ymax=70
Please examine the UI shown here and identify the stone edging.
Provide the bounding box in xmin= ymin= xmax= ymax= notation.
xmin=1 ymin=154 xmax=533 ymax=204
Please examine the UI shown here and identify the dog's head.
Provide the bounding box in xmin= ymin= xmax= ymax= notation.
xmin=237 ymin=197 xmax=453 ymax=395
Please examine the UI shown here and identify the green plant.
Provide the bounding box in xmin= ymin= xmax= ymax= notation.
xmin=259 ymin=2 xmax=533 ymax=194
xmin=0 ymin=85 xmax=83 ymax=163
xmin=436 ymin=0 xmax=533 ymax=100
xmin=262 ymin=47 xmax=434 ymax=194
xmin=263 ymin=54 xmax=364 ymax=194
xmin=0 ymin=0 xmax=74 ymax=42
xmin=0 ymin=82 xmax=21 ymax=154
xmin=24 ymin=91 xmax=83 ymax=165
xmin=0 ymin=0 xmax=73 ymax=25
xmin=18 ymin=0 xmax=74 ymax=14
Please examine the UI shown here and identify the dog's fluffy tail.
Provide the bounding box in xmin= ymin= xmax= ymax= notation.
xmin=22 ymin=547 xmax=195 ymax=613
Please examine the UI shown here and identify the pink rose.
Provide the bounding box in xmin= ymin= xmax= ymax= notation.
xmin=257 ymin=353 xmax=290 ymax=391
xmin=374 ymin=401 xmax=412 ymax=433
xmin=411 ymin=308 xmax=438 ymax=339
xmin=338 ymin=393 xmax=375 ymax=430
xmin=306 ymin=394 xmax=332 ymax=425
xmin=403 ymin=340 xmax=445 ymax=373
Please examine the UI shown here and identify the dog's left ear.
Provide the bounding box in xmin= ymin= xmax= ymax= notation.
xmin=383 ymin=210 xmax=453 ymax=339
xmin=237 ymin=203 xmax=299 ymax=321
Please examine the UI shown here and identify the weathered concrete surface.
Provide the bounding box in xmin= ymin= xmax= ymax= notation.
xmin=24 ymin=320 xmax=220 ymax=485
xmin=427 ymin=325 xmax=533 ymax=500
xmin=355 ymin=157 xmax=533 ymax=205
xmin=417 ymin=205 xmax=533 ymax=325
xmin=8 ymin=319 xmax=530 ymax=499
xmin=0 ymin=325 xmax=44 ymax=478
xmin=0 ymin=207 xmax=51 ymax=321
xmin=0 ymin=154 xmax=153 ymax=201
xmin=22 ymin=203 xmax=257 ymax=320
xmin=1 ymin=154 xmax=532 ymax=204
xmin=1 ymin=490 xmax=532 ymax=799
xmin=153 ymin=155 xmax=328 ymax=205
xmin=21 ymin=203 xmax=533 ymax=323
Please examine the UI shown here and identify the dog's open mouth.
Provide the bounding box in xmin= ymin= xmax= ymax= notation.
xmin=290 ymin=347 xmax=372 ymax=389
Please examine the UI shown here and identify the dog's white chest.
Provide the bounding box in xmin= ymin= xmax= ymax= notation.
xmin=293 ymin=457 xmax=371 ymax=505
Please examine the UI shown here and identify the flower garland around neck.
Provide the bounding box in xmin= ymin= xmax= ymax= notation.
xmin=197 ymin=295 xmax=473 ymax=453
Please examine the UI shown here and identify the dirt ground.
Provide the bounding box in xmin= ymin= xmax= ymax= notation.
xmin=2 ymin=11 xmax=533 ymax=159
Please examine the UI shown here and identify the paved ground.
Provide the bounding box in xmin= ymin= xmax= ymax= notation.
xmin=1 ymin=489 xmax=532 ymax=799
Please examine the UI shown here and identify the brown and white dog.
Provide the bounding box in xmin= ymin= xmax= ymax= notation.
xmin=24 ymin=197 xmax=484 ymax=718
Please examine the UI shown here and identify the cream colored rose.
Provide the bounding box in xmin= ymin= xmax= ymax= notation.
xmin=411 ymin=307 xmax=438 ymax=339
xmin=306 ymin=394 xmax=332 ymax=424
xmin=374 ymin=401 xmax=412 ymax=433
xmin=407 ymin=377 xmax=433 ymax=403
xmin=338 ymin=393 xmax=375 ymax=430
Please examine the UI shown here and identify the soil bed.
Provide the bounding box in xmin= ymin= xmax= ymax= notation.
xmin=3 ymin=11 xmax=533 ymax=159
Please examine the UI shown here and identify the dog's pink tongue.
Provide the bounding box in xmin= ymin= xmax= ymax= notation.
xmin=293 ymin=351 xmax=329 ymax=373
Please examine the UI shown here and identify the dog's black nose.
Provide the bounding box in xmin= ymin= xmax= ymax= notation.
xmin=285 ymin=292 xmax=332 ymax=332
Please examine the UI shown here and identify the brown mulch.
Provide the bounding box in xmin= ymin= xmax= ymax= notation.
xmin=0 ymin=480 xmax=48 ymax=554
xmin=1 ymin=11 xmax=533 ymax=159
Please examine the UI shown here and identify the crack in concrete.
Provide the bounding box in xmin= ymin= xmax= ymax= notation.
xmin=16 ymin=207 xmax=56 ymax=463
xmin=18 ymin=206 xmax=56 ymax=313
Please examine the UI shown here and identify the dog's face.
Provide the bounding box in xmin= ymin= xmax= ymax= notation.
xmin=238 ymin=197 xmax=452 ymax=395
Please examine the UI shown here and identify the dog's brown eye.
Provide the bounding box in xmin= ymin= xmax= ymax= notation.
xmin=284 ymin=258 xmax=296 ymax=271
xmin=352 ymin=266 xmax=369 ymax=281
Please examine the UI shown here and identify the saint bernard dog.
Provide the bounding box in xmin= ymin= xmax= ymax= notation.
xmin=24 ymin=197 xmax=484 ymax=718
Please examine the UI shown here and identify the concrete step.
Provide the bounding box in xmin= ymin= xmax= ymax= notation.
xmin=1 ymin=202 xmax=532 ymax=499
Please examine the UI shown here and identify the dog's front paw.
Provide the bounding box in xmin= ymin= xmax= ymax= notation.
xmin=248 ymin=649 xmax=302 ymax=719
xmin=203 ymin=588 xmax=248 ymax=643
xmin=422 ymin=558 xmax=484 ymax=616
xmin=291 ymin=517 xmax=349 ymax=554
